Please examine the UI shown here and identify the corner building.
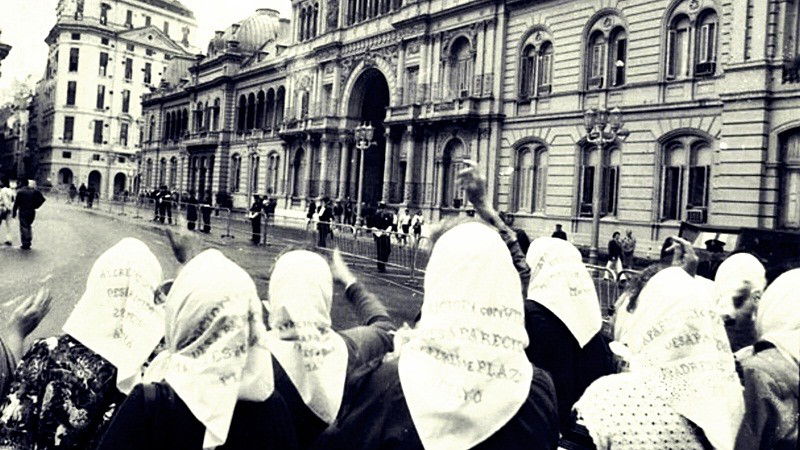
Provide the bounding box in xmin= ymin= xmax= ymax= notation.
xmin=35 ymin=0 xmax=197 ymax=198
xmin=140 ymin=0 xmax=800 ymax=257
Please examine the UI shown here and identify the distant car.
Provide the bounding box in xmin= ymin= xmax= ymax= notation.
xmin=678 ymin=222 xmax=800 ymax=282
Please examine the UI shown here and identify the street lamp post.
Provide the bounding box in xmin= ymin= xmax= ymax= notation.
xmin=354 ymin=121 xmax=375 ymax=224
xmin=583 ymin=106 xmax=629 ymax=265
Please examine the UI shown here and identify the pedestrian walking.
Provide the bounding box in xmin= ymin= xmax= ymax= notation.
xmin=67 ymin=183 xmax=77 ymax=204
xmin=86 ymin=185 xmax=96 ymax=208
xmin=200 ymin=191 xmax=212 ymax=233
xmin=306 ymin=200 xmax=317 ymax=231
xmin=249 ymin=194 xmax=263 ymax=245
xmin=344 ymin=197 xmax=354 ymax=225
xmin=78 ymin=183 xmax=87 ymax=203
xmin=411 ymin=210 xmax=424 ymax=244
xmin=551 ymin=223 xmax=567 ymax=241
xmin=157 ymin=186 xmax=173 ymax=224
xmin=621 ymin=229 xmax=636 ymax=269
xmin=263 ymin=195 xmax=276 ymax=227
xmin=399 ymin=208 xmax=411 ymax=246
xmin=371 ymin=202 xmax=393 ymax=272
xmin=184 ymin=191 xmax=198 ymax=231
xmin=12 ymin=179 xmax=46 ymax=250
xmin=0 ymin=177 xmax=14 ymax=246
xmin=605 ymin=231 xmax=623 ymax=280
xmin=316 ymin=197 xmax=334 ymax=248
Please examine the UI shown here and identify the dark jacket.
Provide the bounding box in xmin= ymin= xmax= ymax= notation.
xmin=13 ymin=186 xmax=45 ymax=219
xmin=608 ymin=239 xmax=622 ymax=260
xmin=96 ymin=382 xmax=298 ymax=450
xmin=313 ymin=360 xmax=560 ymax=450
xmin=523 ymin=300 xmax=615 ymax=433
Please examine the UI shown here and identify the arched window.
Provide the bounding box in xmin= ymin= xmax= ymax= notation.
xmin=265 ymin=89 xmax=275 ymax=130
xmin=256 ymin=91 xmax=265 ymax=129
xmin=439 ymin=139 xmax=465 ymax=207
xmin=780 ymin=130 xmax=800 ymax=229
xmin=249 ymin=154 xmax=260 ymax=193
xmin=181 ymin=109 xmax=188 ymax=138
xmin=585 ymin=17 xmax=628 ymax=89
xmin=661 ymin=136 xmax=713 ymax=222
xmin=275 ymin=87 xmax=286 ymax=126
xmin=519 ymin=45 xmax=536 ymax=98
xmin=538 ymin=42 xmax=554 ymax=95
xmin=231 ymin=154 xmax=241 ymax=193
xmin=514 ymin=147 xmax=534 ymax=212
xmin=298 ymin=8 xmax=306 ymax=41
xmin=145 ymin=159 xmax=153 ymax=187
xmin=300 ymin=91 xmax=310 ymax=119
xmin=292 ymin=148 xmax=305 ymax=197
xmin=168 ymin=157 xmax=177 ymax=188
xmin=246 ymin=93 xmax=256 ymax=130
xmin=159 ymin=157 xmax=167 ymax=186
xmin=267 ymin=153 xmax=280 ymax=194
xmin=212 ymin=98 xmax=220 ymax=131
xmin=163 ymin=113 xmax=171 ymax=142
xmin=580 ymin=145 xmax=620 ymax=217
xmin=449 ymin=37 xmax=474 ymax=98
xmin=665 ymin=5 xmax=719 ymax=80
xmin=195 ymin=101 xmax=204 ymax=131
xmin=148 ymin=115 xmax=155 ymax=142
xmin=237 ymin=95 xmax=246 ymax=131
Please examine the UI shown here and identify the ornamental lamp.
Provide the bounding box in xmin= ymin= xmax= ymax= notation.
xmin=583 ymin=108 xmax=597 ymax=133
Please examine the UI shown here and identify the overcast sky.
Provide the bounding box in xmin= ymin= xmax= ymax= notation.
xmin=0 ymin=0 xmax=292 ymax=103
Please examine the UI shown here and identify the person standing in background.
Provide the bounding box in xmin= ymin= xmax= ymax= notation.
xmin=0 ymin=178 xmax=14 ymax=246
xmin=249 ymin=194 xmax=263 ymax=245
xmin=67 ymin=184 xmax=77 ymax=204
xmin=621 ymin=229 xmax=636 ymax=269
xmin=317 ymin=197 xmax=334 ymax=248
xmin=200 ymin=191 xmax=213 ymax=233
xmin=184 ymin=191 xmax=198 ymax=231
xmin=78 ymin=183 xmax=87 ymax=204
xmin=86 ymin=185 xmax=96 ymax=208
xmin=12 ymin=179 xmax=46 ymax=250
xmin=551 ymin=224 xmax=567 ymax=241
xmin=411 ymin=210 xmax=424 ymax=244
xmin=371 ymin=202 xmax=393 ymax=272
xmin=605 ymin=231 xmax=623 ymax=280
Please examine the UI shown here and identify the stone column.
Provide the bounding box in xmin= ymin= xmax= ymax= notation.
xmin=337 ymin=136 xmax=349 ymax=199
xmin=395 ymin=42 xmax=406 ymax=105
xmin=382 ymin=128 xmax=393 ymax=202
xmin=319 ymin=136 xmax=330 ymax=197
xmin=302 ymin=136 xmax=313 ymax=198
xmin=403 ymin=125 xmax=415 ymax=204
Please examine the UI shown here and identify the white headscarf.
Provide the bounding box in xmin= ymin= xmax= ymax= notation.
xmin=755 ymin=269 xmax=800 ymax=365
xmin=713 ymin=253 xmax=766 ymax=317
xmin=398 ymin=221 xmax=533 ymax=450
xmin=143 ymin=249 xmax=274 ymax=449
xmin=265 ymin=250 xmax=348 ymax=424
xmin=579 ymin=267 xmax=744 ymax=450
xmin=525 ymin=237 xmax=602 ymax=347
xmin=62 ymin=238 xmax=164 ymax=395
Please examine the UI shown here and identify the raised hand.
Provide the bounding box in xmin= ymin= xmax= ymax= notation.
xmin=457 ymin=159 xmax=486 ymax=208
xmin=666 ymin=236 xmax=699 ymax=277
xmin=8 ymin=287 xmax=52 ymax=338
xmin=329 ymin=248 xmax=357 ymax=288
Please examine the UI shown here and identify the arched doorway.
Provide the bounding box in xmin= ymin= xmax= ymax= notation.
xmin=113 ymin=172 xmax=127 ymax=195
xmin=347 ymin=68 xmax=390 ymax=207
xmin=88 ymin=170 xmax=102 ymax=194
xmin=292 ymin=148 xmax=305 ymax=197
xmin=58 ymin=168 xmax=74 ymax=186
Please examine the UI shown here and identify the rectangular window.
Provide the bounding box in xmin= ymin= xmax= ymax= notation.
xmin=96 ymin=85 xmax=105 ymax=109
xmin=126 ymin=43 xmax=135 ymax=52
xmin=144 ymin=62 xmax=152 ymax=84
xmin=118 ymin=157 xmax=126 ymax=163
xmin=125 ymin=10 xmax=133 ymax=28
xmin=120 ymin=123 xmax=129 ymax=146
xmin=63 ymin=116 xmax=74 ymax=141
xmin=101 ymin=37 xmax=109 ymax=45
xmin=146 ymin=49 xmax=155 ymax=56
xmin=581 ymin=166 xmax=595 ymax=215
xmin=602 ymin=166 xmax=620 ymax=215
xmin=538 ymin=52 xmax=553 ymax=94
xmin=62 ymin=151 xmax=72 ymax=158
xmin=163 ymin=21 xmax=169 ymax=35
xmin=71 ymin=33 xmax=81 ymax=40
xmin=662 ymin=166 xmax=683 ymax=220
xmin=93 ymin=120 xmax=104 ymax=144
xmin=124 ymin=58 xmax=133 ymax=80
xmin=520 ymin=55 xmax=534 ymax=98
xmin=145 ymin=15 xmax=151 ymax=27
xmin=406 ymin=67 xmax=418 ymax=104
xmin=66 ymin=81 xmax=77 ymax=106
xmin=69 ymin=48 xmax=79 ymax=72
xmin=668 ymin=27 xmax=689 ymax=79
xmin=591 ymin=43 xmax=605 ymax=79
xmin=612 ymin=38 xmax=627 ymax=87
xmin=699 ymin=23 xmax=717 ymax=63
xmin=121 ymin=89 xmax=130 ymax=113
xmin=93 ymin=154 xmax=101 ymax=161
xmin=688 ymin=166 xmax=710 ymax=208
xmin=99 ymin=52 xmax=108 ymax=76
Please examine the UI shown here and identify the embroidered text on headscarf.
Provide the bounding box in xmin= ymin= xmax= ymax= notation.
xmin=266 ymin=250 xmax=348 ymax=424
xmin=62 ymin=237 xmax=164 ymax=394
xmin=398 ymin=222 xmax=533 ymax=450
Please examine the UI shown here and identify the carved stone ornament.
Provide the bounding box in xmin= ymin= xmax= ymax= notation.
xmin=602 ymin=17 xmax=613 ymax=29
xmin=408 ymin=40 xmax=421 ymax=55
xmin=688 ymin=0 xmax=700 ymax=10
xmin=534 ymin=31 xmax=543 ymax=43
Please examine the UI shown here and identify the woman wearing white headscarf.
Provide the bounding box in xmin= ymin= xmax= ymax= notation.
xmin=97 ymin=249 xmax=297 ymax=450
xmin=316 ymin=221 xmax=559 ymax=450
xmin=735 ymin=269 xmax=799 ymax=450
xmin=573 ymin=266 xmax=745 ymax=450
xmin=0 ymin=238 xmax=165 ymax=450
xmin=524 ymin=237 xmax=614 ymax=432
xmin=712 ymin=253 xmax=766 ymax=351
xmin=266 ymin=248 xmax=395 ymax=449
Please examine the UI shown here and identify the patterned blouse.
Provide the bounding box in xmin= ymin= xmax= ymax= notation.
xmin=0 ymin=335 xmax=124 ymax=450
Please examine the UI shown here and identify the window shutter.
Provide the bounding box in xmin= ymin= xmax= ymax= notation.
xmin=615 ymin=38 xmax=627 ymax=86
xmin=667 ymin=30 xmax=677 ymax=78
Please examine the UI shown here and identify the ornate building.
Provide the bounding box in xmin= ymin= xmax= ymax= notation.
xmin=34 ymin=0 xmax=197 ymax=197
xmin=140 ymin=0 xmax=800 ymax=257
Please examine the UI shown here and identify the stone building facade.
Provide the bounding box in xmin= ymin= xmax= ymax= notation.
xmin=140 ymin=0 xmax=800 ymax=257
xmin=34 ymin=0 xmax=197 ymax=197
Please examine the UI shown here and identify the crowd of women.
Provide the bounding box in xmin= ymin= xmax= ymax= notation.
xmin=0 ymin=161 xmax=795 ymax=449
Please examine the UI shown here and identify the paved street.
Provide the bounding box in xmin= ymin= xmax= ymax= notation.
xmin=1 ymin=199 xmax=423 ymax=348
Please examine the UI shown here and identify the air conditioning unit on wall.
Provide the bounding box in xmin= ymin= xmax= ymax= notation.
xmin=686 ymin=208 xmax=707 ymax=224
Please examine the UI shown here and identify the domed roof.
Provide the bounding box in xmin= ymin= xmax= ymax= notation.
xmin=208 ymin=9 xmax=282 ymax=56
